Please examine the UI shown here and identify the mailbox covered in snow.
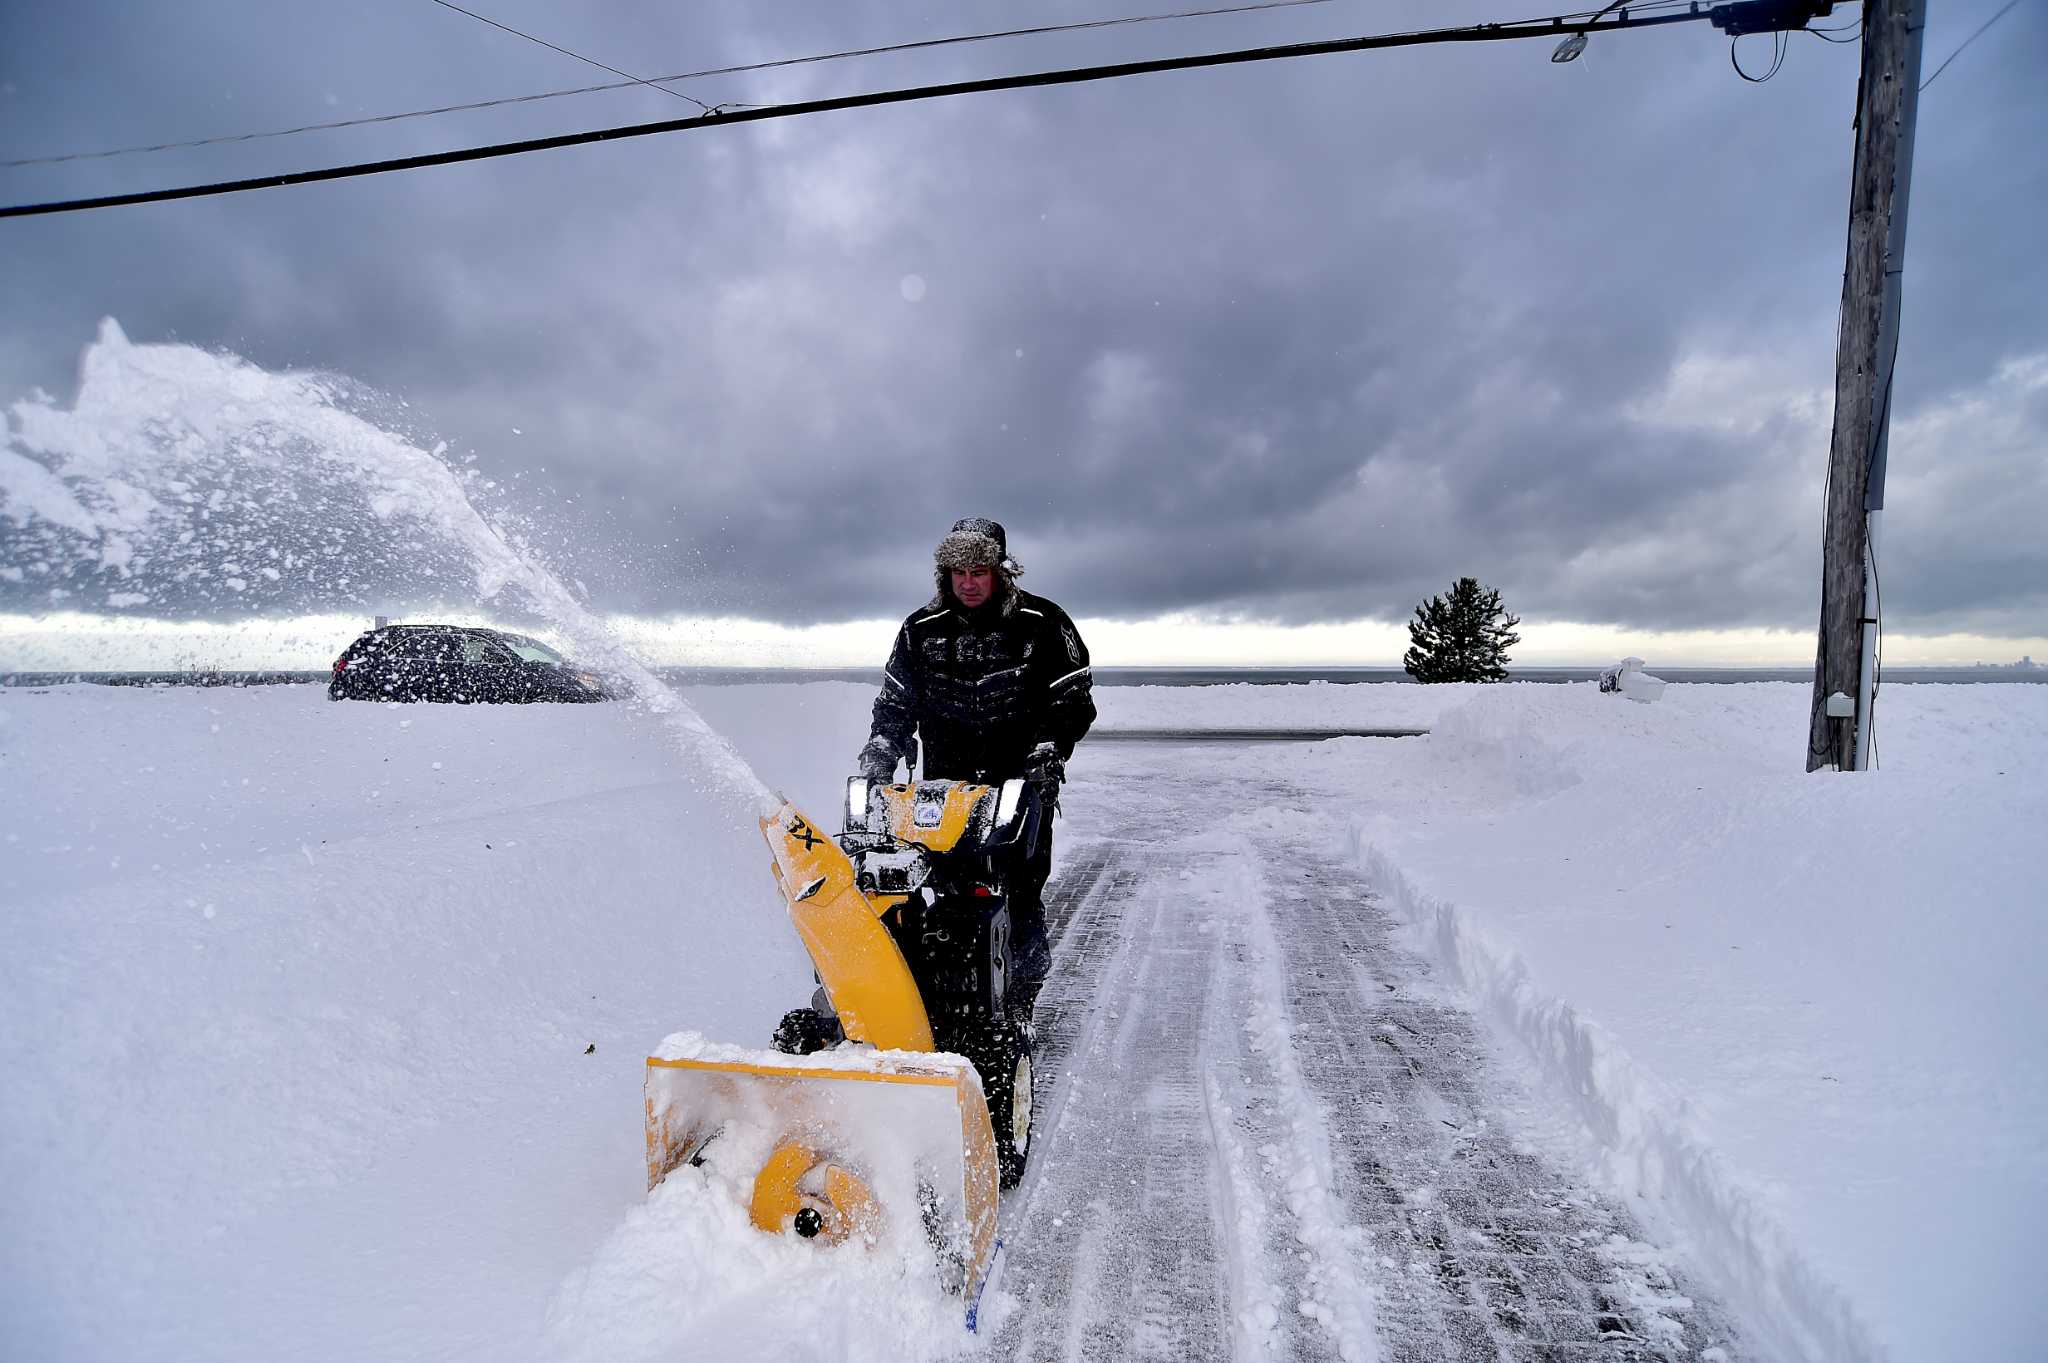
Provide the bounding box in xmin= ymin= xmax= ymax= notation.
xmin=1598 ymin=657 xmax=1667 ymax=704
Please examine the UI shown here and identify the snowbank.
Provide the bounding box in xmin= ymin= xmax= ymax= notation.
xmin=0 ymin=683 xmax=882 ymax=1362
xmin=1306 ymin=681 xmax=2048 ymax=1363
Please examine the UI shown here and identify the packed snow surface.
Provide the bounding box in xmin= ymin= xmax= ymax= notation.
xmin=2 ymin=678 xmax=2042 ymax=1362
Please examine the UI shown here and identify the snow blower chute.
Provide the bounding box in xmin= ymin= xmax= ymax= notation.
xmin=645 ymin=776 xmax=1044 ymax=1314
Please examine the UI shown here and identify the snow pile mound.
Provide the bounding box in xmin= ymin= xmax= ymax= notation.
xmin=1330 ymin=680 xmax=2048 ymax=1363
xmin=1403 ymin=683 xmax=1591 ymax=800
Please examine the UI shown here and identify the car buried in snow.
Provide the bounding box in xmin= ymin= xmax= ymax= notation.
xmin=328 ymin=624 xmax=611 ymax=704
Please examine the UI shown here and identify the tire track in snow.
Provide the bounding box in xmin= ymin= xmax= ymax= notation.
xmin=1002 ymin=801 xmax=1382 ymax=1362
xmin=1198 ymin=1059 xmax=1288 ymax=1361
xmin=989 ymin=838 xmax=1231 ymax=1361
xmin=1042 ymin=839 xmax=1301 ymax=1361
xmin=1204 ymin=841 xmax=1383 ymax=1362
xmin=1231 ymin=785 xmax=1750 ymax=1362
xmin=1043 ymin=843 xmax=1113 ymax=964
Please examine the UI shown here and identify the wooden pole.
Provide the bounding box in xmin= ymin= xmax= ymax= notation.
xmin=1808 ymin=0 xmax=1925 ymax=771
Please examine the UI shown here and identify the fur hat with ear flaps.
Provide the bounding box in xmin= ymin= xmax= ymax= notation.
xmin=932 ymin=516 xmax=1024 ymax=609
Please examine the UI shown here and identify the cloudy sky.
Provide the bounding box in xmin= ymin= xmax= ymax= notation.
xmin=1 ymin=0 xmax=2043 ymax=667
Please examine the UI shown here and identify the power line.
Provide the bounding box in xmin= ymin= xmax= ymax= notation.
xmin=0 ymin=5 xmax=1717 ymax=221
xmin=424 ymin=0 xmax=712 ymax=112
xmin=1919 ymin=0 xmax=2024 ymax=90
xmin=4 ymin=0 xmax=1346 ymax=170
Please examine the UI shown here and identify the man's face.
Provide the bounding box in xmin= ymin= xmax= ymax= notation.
xmin=950 ymin=564 xmax=997 ymax=608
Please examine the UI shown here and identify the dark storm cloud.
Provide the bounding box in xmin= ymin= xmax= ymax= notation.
xmin=2 ymin=1 xmax=2043 ymax=638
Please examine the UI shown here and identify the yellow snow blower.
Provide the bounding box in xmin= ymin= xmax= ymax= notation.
xmin=644 ymin=776 xmax=1044 ymax=1318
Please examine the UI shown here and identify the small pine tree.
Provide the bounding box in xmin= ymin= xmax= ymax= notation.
xmin=1403 ymin=577 xmax=1521 ymax=683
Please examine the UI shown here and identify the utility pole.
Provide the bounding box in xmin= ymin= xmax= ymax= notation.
xmin=1808 ymin=0 xmax=1926 ymax=772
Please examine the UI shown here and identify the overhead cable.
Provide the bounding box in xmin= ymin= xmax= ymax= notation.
xmin=1919 ymin=0 xmax=2023 ymax=90
xmin=0 ymin=4 xmax=1718 ymax=221
xmin=4 ymin=0 xmax=1345 ymax=170
xmin=424 ymin=0 xmax=713 ymax=112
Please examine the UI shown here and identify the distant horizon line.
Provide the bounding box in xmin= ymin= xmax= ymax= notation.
xmin=8 ymin=661 xmax=2044 ymax=679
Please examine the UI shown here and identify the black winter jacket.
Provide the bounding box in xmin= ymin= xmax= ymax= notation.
xmin=868 ymin=585 xmax=1095 ymax=783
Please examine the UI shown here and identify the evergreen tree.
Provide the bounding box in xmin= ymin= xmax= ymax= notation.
xmin=1403 ymin=577 xmax=1521 ymax=683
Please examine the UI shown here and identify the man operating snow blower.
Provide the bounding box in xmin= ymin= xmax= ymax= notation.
xmin=854 ymin=517 xmax=1095 ymax=1024
xmin=641 ymin=518 xmax=1094 ymax=1316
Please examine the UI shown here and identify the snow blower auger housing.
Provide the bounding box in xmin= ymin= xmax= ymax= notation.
xmin=644 ymin=776 xmax=1042 ymax=1318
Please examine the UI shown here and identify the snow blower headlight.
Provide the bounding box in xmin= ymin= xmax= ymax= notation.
xmin=844 ymin=777 xmax=872 ymax=832
xmin=992 ymin=778 xmax=1029 ymax=842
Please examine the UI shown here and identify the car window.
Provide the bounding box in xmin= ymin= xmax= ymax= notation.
xmin=345 ymin=629 xmax=517 ymax=663
xmin=403 ymin=632 xmax=462 ymax=662
xmin=498 ymin=635 xmax=566 ymax=664
xmin=379 ymin=632 xmax=428 ymax=660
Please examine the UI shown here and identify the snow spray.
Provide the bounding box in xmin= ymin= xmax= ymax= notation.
xmin=0 ymin=319 xmax=777 ymax=816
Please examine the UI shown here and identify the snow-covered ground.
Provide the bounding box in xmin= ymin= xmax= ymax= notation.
xmin=3 ymin=678 xmax=2041 ymax=1362
xmin=1308 ymin=681 xmax=2048 ymax=1363
xmin=0 ymin=683 xmax=832 ymax=1362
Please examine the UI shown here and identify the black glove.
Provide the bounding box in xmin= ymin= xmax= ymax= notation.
xmin=857 ymin=738 xmax=901 ymax=783
xmin=1023 ymin=742 xmax=1064 ymax=808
